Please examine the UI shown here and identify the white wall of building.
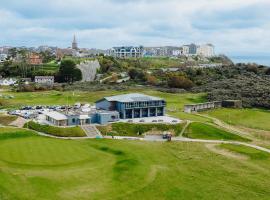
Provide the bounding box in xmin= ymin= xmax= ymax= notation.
xmin=197 ymin=44 xmax=215 ymax=57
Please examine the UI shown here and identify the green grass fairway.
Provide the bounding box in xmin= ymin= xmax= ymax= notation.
xmin=1 ymin=89 xmax=210 ymax=123
xmin=0 ymin=128 xmax=270 ymax=199
xmin=184 ymin=122 xmax=250 ymax=141
xmin=205 ymin=108 xmax=270 ymax=131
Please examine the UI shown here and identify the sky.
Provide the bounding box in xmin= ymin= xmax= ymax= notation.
xmin=0 ymin=0 xmax=270 ymax=56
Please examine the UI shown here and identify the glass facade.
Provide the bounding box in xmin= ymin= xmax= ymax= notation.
xmin=118 ymin=100 xmax=166 ymax=119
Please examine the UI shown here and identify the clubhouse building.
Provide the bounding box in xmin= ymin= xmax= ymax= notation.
xmin=96 ymin=93 xmax=166 ymax=119
xmin=43 ymin=93 xmax=166 ymax=126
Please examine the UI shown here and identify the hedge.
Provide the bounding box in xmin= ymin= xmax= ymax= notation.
xmin=24 ymin=121 xmax=86 ymax=137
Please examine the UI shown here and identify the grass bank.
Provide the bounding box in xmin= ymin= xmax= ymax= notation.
xmin=25 ymin=121 xmax=86 ymax=137
xmin=97 ymin=122 xmax=185 ymax=137
xmin=184 ymin=122 xmax=250 ymax=142
xmin=220 ymin=144 xmax=270 ymax=160
xmin=0 ymin=114 xmax=17 ymax=126
xmin=205 ymin=108 xmax=270 ymax=131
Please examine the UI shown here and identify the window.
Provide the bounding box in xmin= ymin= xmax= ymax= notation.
xmin=72 ymin=118 xmax=76 ymax=123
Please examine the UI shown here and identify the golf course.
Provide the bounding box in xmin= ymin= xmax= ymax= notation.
xmin=0 ymin=127 xmax=270 ymax=200
xmin=1 ymin=89 xmax=270 ymax=199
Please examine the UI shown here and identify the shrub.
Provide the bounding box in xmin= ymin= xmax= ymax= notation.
xmin=168 ymin=75 xmax=194 ymax=89
xmin=57 ymin=59 xmax=82 ymax=83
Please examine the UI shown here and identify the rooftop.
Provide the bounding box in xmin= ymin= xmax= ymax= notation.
xmin=102 ymin=93 xmax=164 ymax=103
xmin=44 ymin=111 xmax=68 ymax=120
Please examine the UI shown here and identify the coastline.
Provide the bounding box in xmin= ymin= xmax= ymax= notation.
xmin=230 ymin=55 xmax=270 ymax=67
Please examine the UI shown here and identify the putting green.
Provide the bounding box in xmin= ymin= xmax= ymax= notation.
xmin=0 ymin=138 xmax=99 ymax=166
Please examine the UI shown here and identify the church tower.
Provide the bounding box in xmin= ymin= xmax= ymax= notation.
xmin=72 ymin=35 xmax=78 ymax=50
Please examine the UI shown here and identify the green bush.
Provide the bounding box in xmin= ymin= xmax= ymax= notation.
xmin=25 ymin=121 xmax=86 ymax=137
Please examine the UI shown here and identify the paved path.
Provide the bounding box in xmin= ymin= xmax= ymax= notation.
xmin=179 ymin=120 xmax=191 ymax=137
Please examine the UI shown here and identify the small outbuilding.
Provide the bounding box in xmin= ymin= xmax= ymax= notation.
xmin=221 ymin=100 xmax=242 ymax=108
xmin=35 ymin=76 xmax=54 ymax=85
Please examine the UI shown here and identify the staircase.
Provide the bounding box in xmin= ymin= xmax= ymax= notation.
xmin=81 ymin=125 xmax=102 ymax=138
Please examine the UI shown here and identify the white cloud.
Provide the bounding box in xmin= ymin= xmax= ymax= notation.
xmin=0 ymin=0 xmax=269 ymax=55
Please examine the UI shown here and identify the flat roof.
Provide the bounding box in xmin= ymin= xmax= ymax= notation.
xmin=44 ymin=111 xmax=68 ymax=120
xmin=100 ymin=93 xmax=163 ymax=103
xmin=184 ymin=101 xmax=221 ymax=106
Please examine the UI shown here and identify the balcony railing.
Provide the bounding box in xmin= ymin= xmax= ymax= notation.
xmin=123 ymin=101 xmax=166 ymax=109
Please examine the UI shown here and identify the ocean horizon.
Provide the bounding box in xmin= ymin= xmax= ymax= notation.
xmin=230 ymin=55 xmax=270 ymax=67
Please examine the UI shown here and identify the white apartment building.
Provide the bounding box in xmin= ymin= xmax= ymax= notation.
xmin=35 ymin=76 xmax=54 ymax=85
xmin=197 ymin=44 xmax=215 ymax=57
xmin=182 ymin=45 xmax=190 ymax=56
xmin=109 ymin=46 xmax=143 ymax=58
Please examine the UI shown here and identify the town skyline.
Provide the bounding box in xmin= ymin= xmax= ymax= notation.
xmin=0 ymin=0 xmax=270 ymax=56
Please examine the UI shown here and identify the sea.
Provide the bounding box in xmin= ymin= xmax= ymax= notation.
xmin=230 ymin=55 xmax=270 ymax=67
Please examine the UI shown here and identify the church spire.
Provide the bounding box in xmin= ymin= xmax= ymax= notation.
xmin=72 ymin=34 xmax=78 ymax=50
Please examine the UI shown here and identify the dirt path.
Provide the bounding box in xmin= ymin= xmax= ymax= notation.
xmin=205 ymin=143 xmax=248 ymax=160
xmin=173 ymin=137 xmax=270 ymax=153
xmin=195 ymin=113 xmax=252 ymax=138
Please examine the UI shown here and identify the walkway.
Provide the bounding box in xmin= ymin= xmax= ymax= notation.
xmin=81 ymin=125 xmax=102 ymax=138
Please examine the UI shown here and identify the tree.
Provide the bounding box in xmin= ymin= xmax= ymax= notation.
xmin=40 ymin=50 xmax=55 ymax=63
xmin=168 ymin=75 xmax=194 ymax=90
xmin=8 ymin=48 xmax=17 ymax=58
xmin=128 ymin=68 xmax=140 ymax=79
xmin=265 ymin=67 xmax=270 ymax=75
xmin=128 ymin=68 xmax=146 ymax=81
xmin=57 ymin=59 xmax=82 ymax=83
xmin=146 ymin=74 xmax=158 ymax=85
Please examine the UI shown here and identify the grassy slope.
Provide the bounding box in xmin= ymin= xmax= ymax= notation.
xmin=220 ymin=144 xmax=269 ymax=160
xmin=25 ymin=121 xmax=86 ymax=137
xmin=40 ymin=62 xmax=59 ymax=73
xmin=1 ymin=89 xmax=210 ymax=122
xmin=0 ymin=114 xmax=17 ymax=126
xmin=98 ymin=123 xmax=185 ymax=137
xmin=205 ymin=108 xmax=270 ymax=131
xmin=141 ymin=57 xmax=186 ymax=68
xmin=0 ymin=128 xmax=270 ymax=199
xmin=184 ymin=122 xmax=250 ymax=142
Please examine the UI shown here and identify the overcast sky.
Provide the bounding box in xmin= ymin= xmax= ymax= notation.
xmin=0 ymin=0 xmax=270 ymax=55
